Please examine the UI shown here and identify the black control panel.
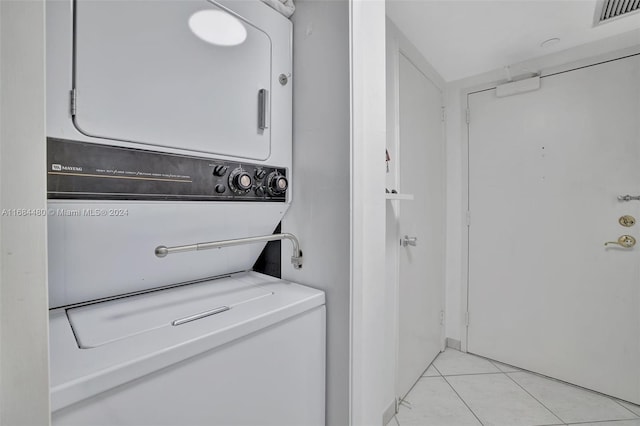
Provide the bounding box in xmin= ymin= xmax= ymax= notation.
xmin=47 ymin=138 xmax=287 ymax=202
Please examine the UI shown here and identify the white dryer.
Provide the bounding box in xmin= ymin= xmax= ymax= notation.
xmin=46 ymin=1 xmax=325 ymax=425
xmin=47 ymin=0 xmax=295 ymax=306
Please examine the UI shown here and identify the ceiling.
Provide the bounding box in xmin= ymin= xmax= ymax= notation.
xmin=386 ymin=0 xmax=640 ymax=82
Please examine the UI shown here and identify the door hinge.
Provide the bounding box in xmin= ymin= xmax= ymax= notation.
xmin=440 ymin=310 xmax=445 ymax=325
xmin=465 ymin=311 xmax=470 ymax=326
xmin=466 ymin=211 xmax=471 ymax=227
xmin=441 ymin=106 xmax=446 ymax=122
xmin=465 ymin=107 xmax=470 ymax=124
xmin=70 ymin=88 xmax=77 ymax=116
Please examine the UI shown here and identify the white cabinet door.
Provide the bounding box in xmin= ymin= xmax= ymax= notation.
xmin=396 ymin=53 xmax=445 ymax=399
xmin=73 ymin=0 xmax=275 ymax=160
xmin=468 ymin=54 xmax=640 ymax=404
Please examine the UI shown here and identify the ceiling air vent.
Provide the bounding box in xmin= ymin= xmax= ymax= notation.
xmin=595 ymin=0 xmax=640 ymax=24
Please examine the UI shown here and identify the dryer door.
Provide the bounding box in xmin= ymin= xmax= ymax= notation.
xmin=73 ymin=0 xmax=273 ymax=161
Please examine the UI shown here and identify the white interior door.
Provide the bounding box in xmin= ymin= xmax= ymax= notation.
xmin=396 ymin=53 xmax=445 ymax=399
xmin=468 ymin=54 xmax=640 ymax=403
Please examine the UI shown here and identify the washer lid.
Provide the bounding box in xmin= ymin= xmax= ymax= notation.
xmin=67 ymin=278 xmax=273 ymax=348
xmin=73 ymin=0 xmax=272 ymax=160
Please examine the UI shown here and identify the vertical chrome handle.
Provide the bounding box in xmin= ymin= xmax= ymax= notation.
xmin=258 ymin=89 xmax=270 ymax=130
xmin=401 ymin=236 xmax=418 ymax=247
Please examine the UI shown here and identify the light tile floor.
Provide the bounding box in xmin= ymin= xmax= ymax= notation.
xmin=393 ymin=349 xmax=640 ymax=426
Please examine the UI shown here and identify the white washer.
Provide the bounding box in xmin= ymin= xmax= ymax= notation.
xmin=50 ymin=272 xmax=325 ymax=425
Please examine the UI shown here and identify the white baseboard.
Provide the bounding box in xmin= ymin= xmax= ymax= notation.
xmin=446 ymin=337 xmax=461 ymax=351
xmin=382 ymin=398 xmax=397 ymax=426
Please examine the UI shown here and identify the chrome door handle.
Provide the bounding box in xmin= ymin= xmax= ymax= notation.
xmin=604 ymin=235 xmax=636 ymax=248
xmin=258 ymin=88 xmax=270 ymax=130
xmin=618 ymin=195 xmax=640 ymax=201
xmin=401 ymin=236 xmax=417 ymax=247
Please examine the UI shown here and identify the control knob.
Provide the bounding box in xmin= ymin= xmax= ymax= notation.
xmin=255 ymin=169 xmax=267 ymax=180
xmin=267 ymin=172 xmax=288 ymax=196
xmin=228 ymin=168 xmax=252 ymax=194
xmin=213 ymin=165 xmax=229 ymax=177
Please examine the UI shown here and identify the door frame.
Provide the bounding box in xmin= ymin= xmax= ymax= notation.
xmin=0 ymin=1 xmax=50 ymax=424
xmin=460 ymin=44 xmax=640 ymax=352
xmin=386 ymin=18 xmax=447 ymax=403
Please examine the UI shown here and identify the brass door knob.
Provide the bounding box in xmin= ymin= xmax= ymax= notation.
xmin=619 ymin=215 xmax=636 ymax=227
xmin=605 ymin=235 xmax=636 ymax=248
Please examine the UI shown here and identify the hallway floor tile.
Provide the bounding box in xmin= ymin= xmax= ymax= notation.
xmin=393 ymin=349 xmax=640 ymax=426
xmin=507 ymin=371 xmax=635 ymax=424
xmin=396 ymin=377 xmax=481 ymax=426
xmin=432 ymin=348 xmax=500 ymax=376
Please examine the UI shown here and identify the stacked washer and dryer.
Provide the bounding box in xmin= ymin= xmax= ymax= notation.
xmin=46 ymin=1 xmax=326 ymax=425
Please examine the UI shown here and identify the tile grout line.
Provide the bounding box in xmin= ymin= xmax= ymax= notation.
xmin=439 ymin=370 xmax=487 ymax=426
xmin=434 ymin=360 xmax=485 ymax=425
xmin=417 ymin=350 xmax=639 ymax=426
xmin=610 ymin=398 xmax=640 ymax=418
xmin=437 ymin=371 xmax=509 ymax=378
xmin=565 ymin=420 xmax=640 ymax=425
xmin=432 ymin=364 xmax=443 ymax=376
xmin=422 ymin=362 xmax=443 ymax=378
xmin=442 ymin=351 xmax=571 ymax=426
xmin=397 ymin=355 xmax=445 ymax=419
xmin=485 ymin=355 xmax=640 ymax=414
xmin=396 ymin=357 xmax=444 ymax=425
xmin=498 ymin=364 xmax=567 ymax=426
xmin=485 ymin=357 xmax=640 ymax=422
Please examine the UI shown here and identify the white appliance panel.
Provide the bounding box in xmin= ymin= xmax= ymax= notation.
xmin=53 ymin=307 xmax=325 ymax=426
xmin=47 ymin=0 xmax=292 ymax=170
xmin=48 ymin=201 xmax=287 ymax=307
xmin=47 ymin=0 xmax=294 ymax=309
xmin=46 ymin=2 xmax=322 ymax=425
xmin=67 ymin=278 xmax=273 ymax=348
xmin=50 ymin=273 xmax=326 ymax=426
xmin=74 ymin=0 xmax=273 ymax=160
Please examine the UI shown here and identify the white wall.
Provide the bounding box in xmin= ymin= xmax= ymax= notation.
xmin=283 ymin=1 xmax=391 ymax=424
xmin=282 ymin=1 xmax=351 ymax=424
xmin=0 ymin=1 xmax=50 ymax=425
xmin=444 ymin=29 xmax=640 ymax=347
xmin=350 ymin=0 xmax=388 ymax=424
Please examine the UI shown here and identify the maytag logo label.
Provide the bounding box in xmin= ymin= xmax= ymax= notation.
xmin=52 ymin=164 xmax=83 ymax=172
